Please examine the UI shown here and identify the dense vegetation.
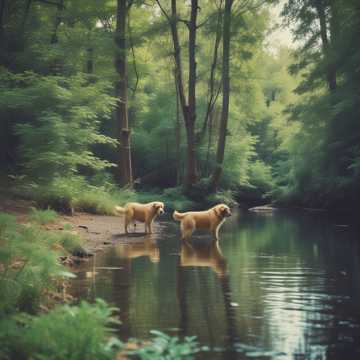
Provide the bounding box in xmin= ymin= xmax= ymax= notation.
xmin=1 ymin=1 xmax=359 ymax=210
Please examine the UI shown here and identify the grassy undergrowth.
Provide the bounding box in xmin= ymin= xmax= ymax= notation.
xmin=28 ymin=207 xmax=58 ymax=224
xmin=10 ymin=175 xmax=237 ymax=216
xmin=0 ymin=212 xmax=82 ymax=315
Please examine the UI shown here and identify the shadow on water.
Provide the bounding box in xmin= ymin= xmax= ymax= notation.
xmin=69 ymin=210 xmax=360 ymax=359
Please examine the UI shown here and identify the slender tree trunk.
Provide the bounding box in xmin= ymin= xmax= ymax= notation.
xmin=0 ymin=0 xmax=5 ymax=33
xmin=185 ymin=0 xmax=198 ymax=188
xmin=315 ymin=0 xmax=336 ymax=91
xmin=175 ymin=69 xmax=181 ymax=185
xmin=198 ymin=0 xmax=223 ymax=142
xmin=50 ymin=0 xmax=63 ymax=45
xmin=158 ymin=0 xmax=198 ymax=189
xmin=49 ymin=0 xmax=64 ymax=74
xmin=211 ymin=0 xmax=233 ymax=191
xmin=0 ymin=0 xmax=6 ymax=64
xmin=115 ymin=0 xmax=133 ymax=187
xmin=86 ymin=47 xmax=93 ymax=74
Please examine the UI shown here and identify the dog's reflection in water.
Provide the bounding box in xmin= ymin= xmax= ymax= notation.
xmin=180 ymin=240 xmax=227 ymax=277
xmin=114 ymin=234 xmax=159 ymax=263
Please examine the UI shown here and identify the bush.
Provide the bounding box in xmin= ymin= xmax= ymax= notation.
xmin=0 ymin=300 xmax=122 ymax=360
xmin=55 ymin=231 xmax=84 ymax=255
xmin=28 ymin=207 xmax=58 ymax=225
xmin=0 ymin=71 xmax=118 ymax=183
xmin=0 ymin=213 xmax=73 ymax=315
xmin=206 ymin=190 xmax=237 ymax=207
xmin=127 ymin=330 xmax=204 ymax=360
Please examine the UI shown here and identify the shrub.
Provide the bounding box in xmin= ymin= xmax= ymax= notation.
xmin=3 ymin=71 xmax=118 ymax=183
xmin=28 ymin=207 xmax=58 ymax=225
xmin=206 ymin=190 xmax=237 ymax=207
xmin=55 ymin=231 xmax=84 ymax=255
xmin=127 ymin=330 xmax=204 ymax=360
xmin=0 ymin=300 xmax=122 ymax=360
xmin=0 ymin=213 xmax=73 ymax=315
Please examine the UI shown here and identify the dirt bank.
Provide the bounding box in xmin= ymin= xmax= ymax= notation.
xmin=0 ymin=195 xmax=160 ymax=255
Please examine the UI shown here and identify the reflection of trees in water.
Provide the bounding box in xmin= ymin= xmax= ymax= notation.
xmin=177 ymin=240 xmax=239 ymax=357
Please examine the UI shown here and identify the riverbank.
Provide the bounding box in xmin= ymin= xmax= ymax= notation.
xmin=0 ymin=194 xmax=202 ymax=359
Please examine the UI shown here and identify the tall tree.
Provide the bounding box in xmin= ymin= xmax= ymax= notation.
xmin=211 ymin=0 xmax=233 ymax=190
xmin=115 ymin=0 xmax=133 ymax=187
xmin=156 ymin=0 xmax=199 ymax=190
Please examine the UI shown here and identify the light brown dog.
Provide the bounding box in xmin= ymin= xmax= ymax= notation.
xmin=173 ymin=204 xmax=232 ymax=242
xmin=115 ymin=202 xmax=165 ymax=234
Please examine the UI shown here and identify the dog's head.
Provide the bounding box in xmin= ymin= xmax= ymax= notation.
xmin=152 ymin=202 xmax=165 ymax=215
xmin=213 ymin=204 xmax=232 ymax=218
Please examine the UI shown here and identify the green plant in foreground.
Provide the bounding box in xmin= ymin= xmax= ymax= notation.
xmin=127 ymin=330 xmax=205 ymax=360
xmin=0 ymin=213 xmax=73 ymax=315
xmin=28 ymin=207 xmax=58 ymax=225
xmin=0 ymin=300 xmax=123 ymax=360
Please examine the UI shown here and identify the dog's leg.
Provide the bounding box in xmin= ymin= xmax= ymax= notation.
xmin=181 ymin=220 xmax=194 ymax=242
xmin=212 ymin=225 xmax=220 ymax=242
xmin=125 ymin=212 xmax=131 ymax=234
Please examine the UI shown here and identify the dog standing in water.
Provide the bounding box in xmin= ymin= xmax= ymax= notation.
xmin=115 ymin=202 xmax=165 ymax=234
xmin=173 ymin=204 xmax=232 ymax=242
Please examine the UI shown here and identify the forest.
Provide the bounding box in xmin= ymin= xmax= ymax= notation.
xmin=0 ymin=0 xmax=358 ymax=211
xmin=1 ymin=0 xmax=360 ymax=359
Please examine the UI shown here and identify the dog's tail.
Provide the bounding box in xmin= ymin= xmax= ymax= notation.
xmin=114 ymin=205 xmax=125 ymax=215
xmin=173 ymin=210 xmax=186 ymax=221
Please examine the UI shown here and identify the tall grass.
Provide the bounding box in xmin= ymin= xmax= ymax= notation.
xmin=28 ymin=207 xmax=58 ymax=224
xmin=0 ymin=213 xmax=80 ymax=315
xmin=0 ymin=300 xmax=123 ymax=360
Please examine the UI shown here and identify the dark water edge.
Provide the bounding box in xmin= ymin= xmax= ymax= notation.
xmin=69 ymin=209 xmax=360 ymax=359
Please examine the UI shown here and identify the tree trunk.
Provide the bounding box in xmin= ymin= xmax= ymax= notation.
xmin=86 ymin=47 xmax=93 ymax=74
xmin=175 ymin=69 xmax=181 ymax=185
xmin=50 ymin=0 xmax=63 ymax=45
xmin=49 ymin=0 xmax=64 ymax=74
xmin=315 ymin=0 xmax=336 ymax=91
xmin=115 ymin=0 xmax=133 ymax=187
xmin=0 ymin=0 xmax=6 ymax=64
xmin=185 ymin=0 xmax=198 ymax=188
xmin=159 ymin=0 xmax=198 ymax=189
xmin=198 ymin=0 xmax=223 ymax=143
xmin=211 ymin=0 xmax=233 ymax=191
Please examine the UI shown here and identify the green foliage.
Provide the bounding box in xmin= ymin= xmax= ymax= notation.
xmin=0 ymin=300 xmax=122 ymax=360
xmin=28 ymin=208 xmax=58 ymax=225
xmin=55 ymin=231 xmax=84 ymax=255
xmin=206 ymin=190 xmax=237 ymax=207
xmin=127 ymin=330 xmax=203 ymax=360
xmin=0 ymin=213 xmax=71 ymax=315
xmin=274 ymin=0 xmax=360 ymax=209
xmin=0 ymin=69 xmax=116 ymax=183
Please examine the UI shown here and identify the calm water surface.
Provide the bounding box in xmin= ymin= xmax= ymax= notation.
xmin=69 ymin=210 xmax=360 ymax=359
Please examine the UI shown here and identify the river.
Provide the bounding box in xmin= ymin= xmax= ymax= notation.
xmin=69 ymin=209 xmax=360 ymax=359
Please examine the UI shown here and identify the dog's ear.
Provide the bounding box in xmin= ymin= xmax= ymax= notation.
xmin=214 ymin=205 xmax=222 ymax=217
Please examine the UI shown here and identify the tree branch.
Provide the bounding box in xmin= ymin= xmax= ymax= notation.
xmin=155 ymin=0 xmax=170 ymax=21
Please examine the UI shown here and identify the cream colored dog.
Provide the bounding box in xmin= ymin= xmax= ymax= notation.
xmin=115 ymin=202 xmax=165 ymax=234
xmin=173 ymin=204 xmax=232 ymax=242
